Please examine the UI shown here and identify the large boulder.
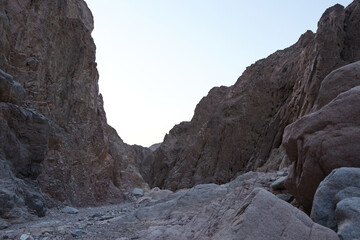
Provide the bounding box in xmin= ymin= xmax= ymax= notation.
xmin=284 ymin=86 xmax=360 ymax=211
xmin=212 ymin=188 xmax=339 ymax=240
xmin=314 ymin=61 xmax=360 ymax=110
xmin=311 ymin=168 xmax=360 ymax=233
xmin=134 ymin=185 xmax=339 ymax=240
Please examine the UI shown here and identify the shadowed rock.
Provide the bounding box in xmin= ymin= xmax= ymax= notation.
xmin=284 ymin=87 xmax=360 ymax=211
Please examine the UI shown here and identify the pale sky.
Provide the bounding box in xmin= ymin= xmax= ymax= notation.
xmin=85 ymin=0 xmax=353 ymax=147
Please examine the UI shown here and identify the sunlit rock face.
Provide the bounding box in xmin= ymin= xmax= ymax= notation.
xmin=0 ymin=0 xmax=147 ymax=220
xmin=150 ymin=1 xmax=360 ymax=191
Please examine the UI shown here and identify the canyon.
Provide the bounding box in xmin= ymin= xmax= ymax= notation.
xmin=0 ymin=0 xmax=360 ymax=239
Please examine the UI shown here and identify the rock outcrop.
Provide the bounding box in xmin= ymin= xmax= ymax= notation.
xmin=149 ymin=1 xmax=360 ymax=191
xmin=133 ymin=176 xmax=338 ymax=240
xmin=284 ymin=86 xmax=360 ymax=211
xmin=0 ymin=0 xmax=147 ymax=222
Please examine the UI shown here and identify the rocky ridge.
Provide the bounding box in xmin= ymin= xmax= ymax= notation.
xmin=148 ymin=1 xmax=360 ymax=195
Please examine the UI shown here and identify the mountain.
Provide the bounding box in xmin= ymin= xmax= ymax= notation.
xmin=0 ymin=0 xmax=147 ymax=221
xmin=148 ymin=2 xmax=360 ymax=196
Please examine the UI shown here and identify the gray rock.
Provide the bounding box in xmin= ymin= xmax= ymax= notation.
xmin=148 ymin=187 xmax=173 ymax=201
xmin=132 ymin=188 xmax=144 ymax=198
xmin=20 ymin=234 xmax=34 ymax=240
xmin=335 ymin=186 xmax=360 ymax=203
xmin=213 ymin=188 xmax=339 ymax=240
xmin=61 ymin=206 xmax=79 ymax=214
xmin=0 ymin=219 xmax=9 ymax=230
xmin=271 ymin=176 xmax=287 ymax=190
xmin=335 ymin=197 xmax=360 ymax=240
xmin=71 ymin=229 xmax=86 ymax=238
xmin=311 ymin=168 xmax=360 ymax=231
xmin=276 ymin=193 xmax=294 ymax=202
xmin=0 ymin=69 xmax=26 ymax=105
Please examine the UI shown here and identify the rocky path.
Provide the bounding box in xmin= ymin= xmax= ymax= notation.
xmin=1 ymin=202 xmax=147 ymax=240
xmin=2 ymin=171 xmax=329 ymax=240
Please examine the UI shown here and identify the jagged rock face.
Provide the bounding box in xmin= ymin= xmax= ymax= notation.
xmin=150 ymin=2 xmax=360 ymax=190
xmin=0 ymin=0 xmax=147 ymax=218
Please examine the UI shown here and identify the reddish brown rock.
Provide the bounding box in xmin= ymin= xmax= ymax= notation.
xmin=284 ymin=86 xmax=360 ymax=211
xmin=0 ymin=0 xmax=147 ymax=220
xmin=314 ymin=61 xmax=360 ymax=110
xmin=150 ymin=2 xmax=360 ymax=190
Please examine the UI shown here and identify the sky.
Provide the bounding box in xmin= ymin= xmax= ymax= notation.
xmin=85 ymin=0 xmax=353 ymax=147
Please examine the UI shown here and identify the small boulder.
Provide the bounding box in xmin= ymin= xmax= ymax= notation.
xmin=61 ymin=206 xmax=79 ymax=214
xmin=71 ymin=229 xmax=86 ymax=238
xmin=132 ymin=188 xmax=144 ymax=198
xmin=271 ymin=176 xmax=287 ymax=190
xmin=20 ymin=234 xmax=34 ymax=240
xmin=149 ymin=187 xmax=173 ymax=201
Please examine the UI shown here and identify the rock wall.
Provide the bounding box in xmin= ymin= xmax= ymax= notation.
xmin=149 ymin=1 xmax=360 ymax=190
xmin=0 ymin=0 xmax=147 ymax=221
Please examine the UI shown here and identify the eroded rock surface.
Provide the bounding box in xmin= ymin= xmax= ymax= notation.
xmin=284 ymin=87 xmax=360 ymax=211
xmin=149 ymin=1 xmax=360 ymax=191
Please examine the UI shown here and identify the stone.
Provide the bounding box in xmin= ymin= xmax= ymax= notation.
xmin=71 ymin=229 xmax=85 ymax=238
xmin=0 ymin=69 xmax=26 ymax=105
xmin=148 ymin=187 xmax=173 ymax=201
xmin=284 ymin=87 xmax=360 ymax=211
xmin=149 ymin=2 xmax=360 ymax=191
xmin=271 ymin=176 xmax=287 ymax=190
xmin=311 ymin=168 xmax=360 ymax=231
xmin=61 ymin=206 xmax=79 ymax=214
xmin=20 ymin=234 xmax=34 ymax=240
xmin=335 ymin=197 xmax=360 ymax=240
xmin=0 ymin=219 xmax=9 ymax=230
xmin=132 ymin=188 xmax=144 ymax=198
xmin=276 ymin=193 xmax=294 ymax=202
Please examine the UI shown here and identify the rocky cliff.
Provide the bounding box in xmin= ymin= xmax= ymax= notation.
xmin=0 ymin=0 xmax=147 ymax=222
xmin=149 ymin=2 xmax=360 ymax=191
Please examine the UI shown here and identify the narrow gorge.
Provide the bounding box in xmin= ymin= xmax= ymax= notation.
xmin=0 ymin=1 xmax=359 ymax=239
